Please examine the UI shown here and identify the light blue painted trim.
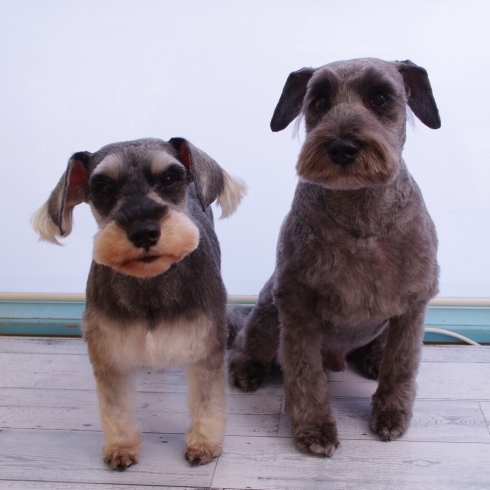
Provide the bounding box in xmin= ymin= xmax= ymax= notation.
xmin=1 ymin=298 xmax=489 ymax=343
xmin=423 ymin=306 xmax=490 ymax=343
xmin=0 ymin=300 xmax=85 ymax=336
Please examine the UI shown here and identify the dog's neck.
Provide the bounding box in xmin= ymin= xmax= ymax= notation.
xmin=297 ymin=162 xmax=417 ymax=238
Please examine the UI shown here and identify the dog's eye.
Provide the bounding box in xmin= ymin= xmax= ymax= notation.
xmin=90 ymin=177 xmax=117 ymax=200
xmin=159 ymin=173 xmax=176 ymax=187
xmin=152 ymin=165 xmax=185 ymax=194
xmin=101 ymin=183 xmax=115 ymax=196
xmin=372 ymin=93 xmax=388 ymax=107
xmin=315 ymin=98 xmax=328 ymax=110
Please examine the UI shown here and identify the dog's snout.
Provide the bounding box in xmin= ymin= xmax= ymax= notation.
xmin=127 ymin=222 xmax=161 ymax=250
xmin=327 ymin=139 xmax=360 ymax=166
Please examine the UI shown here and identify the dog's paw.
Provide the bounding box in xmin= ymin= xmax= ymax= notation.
xmin=228 ymin=350 xmax=271 ymax=392
xmin=357 ymin=353 xmax=381 ymax=380
xmin=185 ymin=443 xmax=222 ymax=466
xmin=348 ymin=345 xmax=383 ymax=380
xmin=371 ymin=406 xmax=411 ymax=441
xmin=293 ymin=422 xmax=340 ymax=457
xmin=103 ymin=442 xmax=141 ymax=471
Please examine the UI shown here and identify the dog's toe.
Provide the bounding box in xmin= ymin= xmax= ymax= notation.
xmin=103 ymin=445 xmax=140 ymax=471
xmin=294 ymin=422 xmax=340 ymax=457
xmin=228 ymin=351 xmax=271 ymax=392
xmin=185 ymin=443 xmax=221 ymax=466
xmin=371 ymin=407 xmax=410 ymax=441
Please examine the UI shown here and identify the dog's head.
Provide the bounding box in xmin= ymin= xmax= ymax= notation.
xmin=32 ymin=138 xmax=245 ymax=278
xmin=270 ymin=58 xmax=441 ymax=190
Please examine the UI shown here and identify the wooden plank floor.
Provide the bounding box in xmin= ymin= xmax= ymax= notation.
xmin=0 ymin=337 xmax=489 ymax=490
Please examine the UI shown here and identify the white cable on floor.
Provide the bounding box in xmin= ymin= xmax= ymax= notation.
xmin=425 ymin=327 xmax=481 ymax=346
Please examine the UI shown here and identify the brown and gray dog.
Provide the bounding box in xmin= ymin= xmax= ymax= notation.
xmin=32 ymin=137 xmax=245 ymax=469
xmin=228 ymin=58 xmax=440 ymax=456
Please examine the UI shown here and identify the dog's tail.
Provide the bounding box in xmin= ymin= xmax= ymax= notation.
xmin=226 ymin=305 xmax=253 ymax=348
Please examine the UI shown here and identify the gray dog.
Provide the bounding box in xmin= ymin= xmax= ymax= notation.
xmin=228 ymin=58 xmax=440 ymax=456
xmin=32 ymin=137 xmax=245 ymax=469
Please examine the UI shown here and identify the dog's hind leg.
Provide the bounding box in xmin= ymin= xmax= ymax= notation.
xmin=226 ymin=304 xmax=253 ymax=348
xmin=228 ymin=275 xmax=280 ymax=392
xmin=347 ymin=328 xmax=387 ymax=379
xmin=92 ymin=366 xmax=142 ymax=471
xmin=371 ymin=302 xmax=427 ymax=441
xmin=185 ymin=355 xmax=227 ymax=466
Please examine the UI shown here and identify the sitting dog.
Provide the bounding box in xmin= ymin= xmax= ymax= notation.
xmin=228 ymin=58 xmax=440 ymax=456
xmin=32 ymin=137 xmax=245 ymax=469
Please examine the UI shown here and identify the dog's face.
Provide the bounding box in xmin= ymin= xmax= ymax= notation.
xmin=32 ymin=138 xmax=245 ymax=278
xmin=89 ymin=145 xmax=200 ymax=277
xmin=270 ymin=58 xmax=441 ymax=190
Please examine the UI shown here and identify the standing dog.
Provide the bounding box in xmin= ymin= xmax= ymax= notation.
xmin=229 ymin=58 xmax=440 ymax=456
xmin=32 ymin=137 xmax=245 ymax=469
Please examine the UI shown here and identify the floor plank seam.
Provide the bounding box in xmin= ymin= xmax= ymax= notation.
xmin=0 ymin=480 xmax=212 ymax=489
xmin=479 ymin=401 xmax=490 ymax=437
xmin=275 ymin=397 xmax=284 ymax=437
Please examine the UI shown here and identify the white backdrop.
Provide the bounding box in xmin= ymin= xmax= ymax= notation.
xmin=1 ymin=0 xmax=489 ymax=297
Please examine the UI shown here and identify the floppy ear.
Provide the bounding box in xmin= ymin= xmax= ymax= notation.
xmin=396 ymin=60 xmax=441 ymax=129
xmin=31 ymin=151 xmax=91 ymax=245
xmin=270 ymin=67 xmax=316 ymax=132
xmin=169 ymin=137 xmax=246 ymax=218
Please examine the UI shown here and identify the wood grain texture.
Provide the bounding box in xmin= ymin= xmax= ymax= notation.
xmin=4 ymin=351 xmax=490 ymax=399
xmin=0 ymin=483 xmax=205 ymax=490
xmin=421 ymin=345 xmax=490 ymax=362
xmin=0 ymin=336 xmax=87 ymax=355
xmin=0 ymin=340 xmax=489 ymax=490
xmin=0 ymin=351 xmax=286 ymax=395
xmin=213 ymin=436 xmax=490 ymax=490
xmin=0 ymin=389 xmax=280 ymax=437
xmin=0 ymin=429 xmax=215 ymax=488
xmin=277 ymin=398 xmax=490 ymax=443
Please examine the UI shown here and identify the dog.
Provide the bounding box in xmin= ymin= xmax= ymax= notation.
xmin=32 ymin=137 xmax=246 ymax=469
xmin=228 ymin=58 xmax=440 ymax=456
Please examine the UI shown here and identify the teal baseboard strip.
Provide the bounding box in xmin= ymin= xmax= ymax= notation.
xmin=424 ymin=306 xmax=490 ymax=343
xmin=1 ymin=294 xmax=489 ymax=343
xmin=0 ymin=297 xmax=84 ymax=336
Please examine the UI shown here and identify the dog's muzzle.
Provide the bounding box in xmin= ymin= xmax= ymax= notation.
xmin=92 ymin=210 xmax=200 ymax=278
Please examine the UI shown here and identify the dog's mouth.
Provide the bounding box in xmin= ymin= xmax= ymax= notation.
xmin=122 ymin=253 xmax=178 ymax=267
xmin=134 ymin=255 xmax=161 ymax=264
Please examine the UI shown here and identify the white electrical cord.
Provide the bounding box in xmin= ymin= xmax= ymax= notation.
xmin=425 ymin=328 xmax=481 ymax=346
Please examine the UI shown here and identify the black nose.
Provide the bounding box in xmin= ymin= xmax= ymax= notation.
xmin=127 ymin=222 xmax=161 ymax=250
xmin=327 ymin=138 xmax=360 ymax=165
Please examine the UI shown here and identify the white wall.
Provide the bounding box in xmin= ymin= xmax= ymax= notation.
xmin=1 ymin=0 xmax=489 ymax=297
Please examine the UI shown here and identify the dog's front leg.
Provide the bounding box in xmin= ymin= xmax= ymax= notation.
xmin=371 ymin=302 xmax=427 ymax=441
xmin=279 ymin=319 xmax=339 ymax=456
xmin=92 ymin=366 xmax=142 ymax=470
xmin=185 ymin=357 xmax=226 ymax=466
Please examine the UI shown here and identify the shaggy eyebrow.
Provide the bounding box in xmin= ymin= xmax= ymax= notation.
xmin=92 ymin=154 xmax=125 ymax=180
xmin=354 ymin=67 xmax=397 ymax=96
xmin=149 ymin=152 xmax=183 ymax=175
xmin=306 ymin=69 xmax=339 ymax=101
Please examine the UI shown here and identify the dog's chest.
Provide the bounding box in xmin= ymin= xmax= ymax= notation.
xmin=297 ymin=231 xmax=414 ymax=324
xmin=93 ymin=314 xmax=213 ymax=370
